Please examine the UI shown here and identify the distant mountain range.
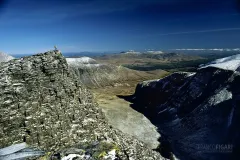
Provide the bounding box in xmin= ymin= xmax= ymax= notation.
xmin=92 ymin=52 xmax=204 ymax=72
xmin=67 ymin=57 xmax=167 ymax=88
xmin=10 ymin=48 xmax=240 ymax=59
xmin=175 ymin=48 xmax=240 ymax=51
xmin=172 ymin=48 xmax=240 ymax=56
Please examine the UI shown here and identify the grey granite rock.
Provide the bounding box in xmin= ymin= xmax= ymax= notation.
xmin=0 ymin=50 xmax=164 ymax=160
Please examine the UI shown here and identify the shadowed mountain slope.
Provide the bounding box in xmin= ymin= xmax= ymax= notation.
xmin=121 ymin=54 xmax=240 ymax=160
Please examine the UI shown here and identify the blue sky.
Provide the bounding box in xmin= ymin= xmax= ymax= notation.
xmin=0 ymin=0 xmax=240 ymax=54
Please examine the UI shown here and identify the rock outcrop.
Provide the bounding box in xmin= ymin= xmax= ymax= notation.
xmin=0 ymin=52 xmax=14 ymax=63
xmin=0 ymin=50 xmax=164 ymax=159
xmin=124 ymin=55 xmax=240 ymax=160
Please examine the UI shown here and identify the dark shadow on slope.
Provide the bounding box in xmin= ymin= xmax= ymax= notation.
xmin=118 ymin=93 xmax=240 ymax=160
xmin=117 ymin=95 xmax=135 ymax=103
xmin=154 ymin=134 xmax=175 ymax=160
xmin=117 ymin=94 xmax=160 ymax=124
xmin=118 ymin=95 xmax=175 ymax=159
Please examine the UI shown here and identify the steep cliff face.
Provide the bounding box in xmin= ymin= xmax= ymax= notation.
xmin=0 ymin=51 xmax=164 ymax=159
xmin=127 ymin=56 xmax=240 ymax=160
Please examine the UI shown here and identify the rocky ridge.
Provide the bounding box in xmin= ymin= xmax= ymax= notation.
xmin=0 ymin=50 xmax=164 ymax=159
xmin=123 ymin=55 xmax=240 ymax=160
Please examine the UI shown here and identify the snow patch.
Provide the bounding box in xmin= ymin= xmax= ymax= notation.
xmin=141 ymin=79 xmax=159 ymax=87
xmin=66 ymin=57 xmax=104 ymax=68
xmin=200 ymin=54 xmax=240 ymax=71
xmin=61 ymin=154 xmax=90 ymax=160
xmin=66 ymin=57 xmax=97 ymax=65
xmin=209 ymin=89 xmax=232 ymax=106
xmin=67 ymin=57 xmax=97 ymax=64
xmin=121 ymin=50 xmax=141 ymax=54
xmin=0 ymin=143 xmax=44 ymax=160
xmin=0 ymin=143 xmax=27 ymax=155
xmin=103 ymin=149 xmax=117 ymax=160
xmin=146 ymin=51 xmax=164 ymax=54
xmin=0 ymin=52 xmax=14 ymax=63
xmin=200 ymin=89 xmax=232 ymax=112
xmin=186 ymin=73 xmax=196 ymax=77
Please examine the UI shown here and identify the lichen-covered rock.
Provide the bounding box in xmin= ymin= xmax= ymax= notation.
xmin=0 ymin=50 xmax=164 ymax=160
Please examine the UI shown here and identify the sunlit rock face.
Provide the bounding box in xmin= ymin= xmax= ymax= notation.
xmin=67 ymin=57 xmax=123 ymax=88
xmin=129 ymin=56 xmax=240 ymax=160
xmin=0 ymin=52 xmax=14 ymax=63
xmin=0 ymin=50 xmax=164 ymax=159
xmin=0 ymin=51 xmax=99 ymax=150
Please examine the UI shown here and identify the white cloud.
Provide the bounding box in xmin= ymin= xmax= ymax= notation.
xmin=155 ymin=28 xmax=240 ymax=36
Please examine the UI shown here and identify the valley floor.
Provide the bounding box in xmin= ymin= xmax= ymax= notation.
xmin=92 ymin=85 xmax=160 ymax=149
